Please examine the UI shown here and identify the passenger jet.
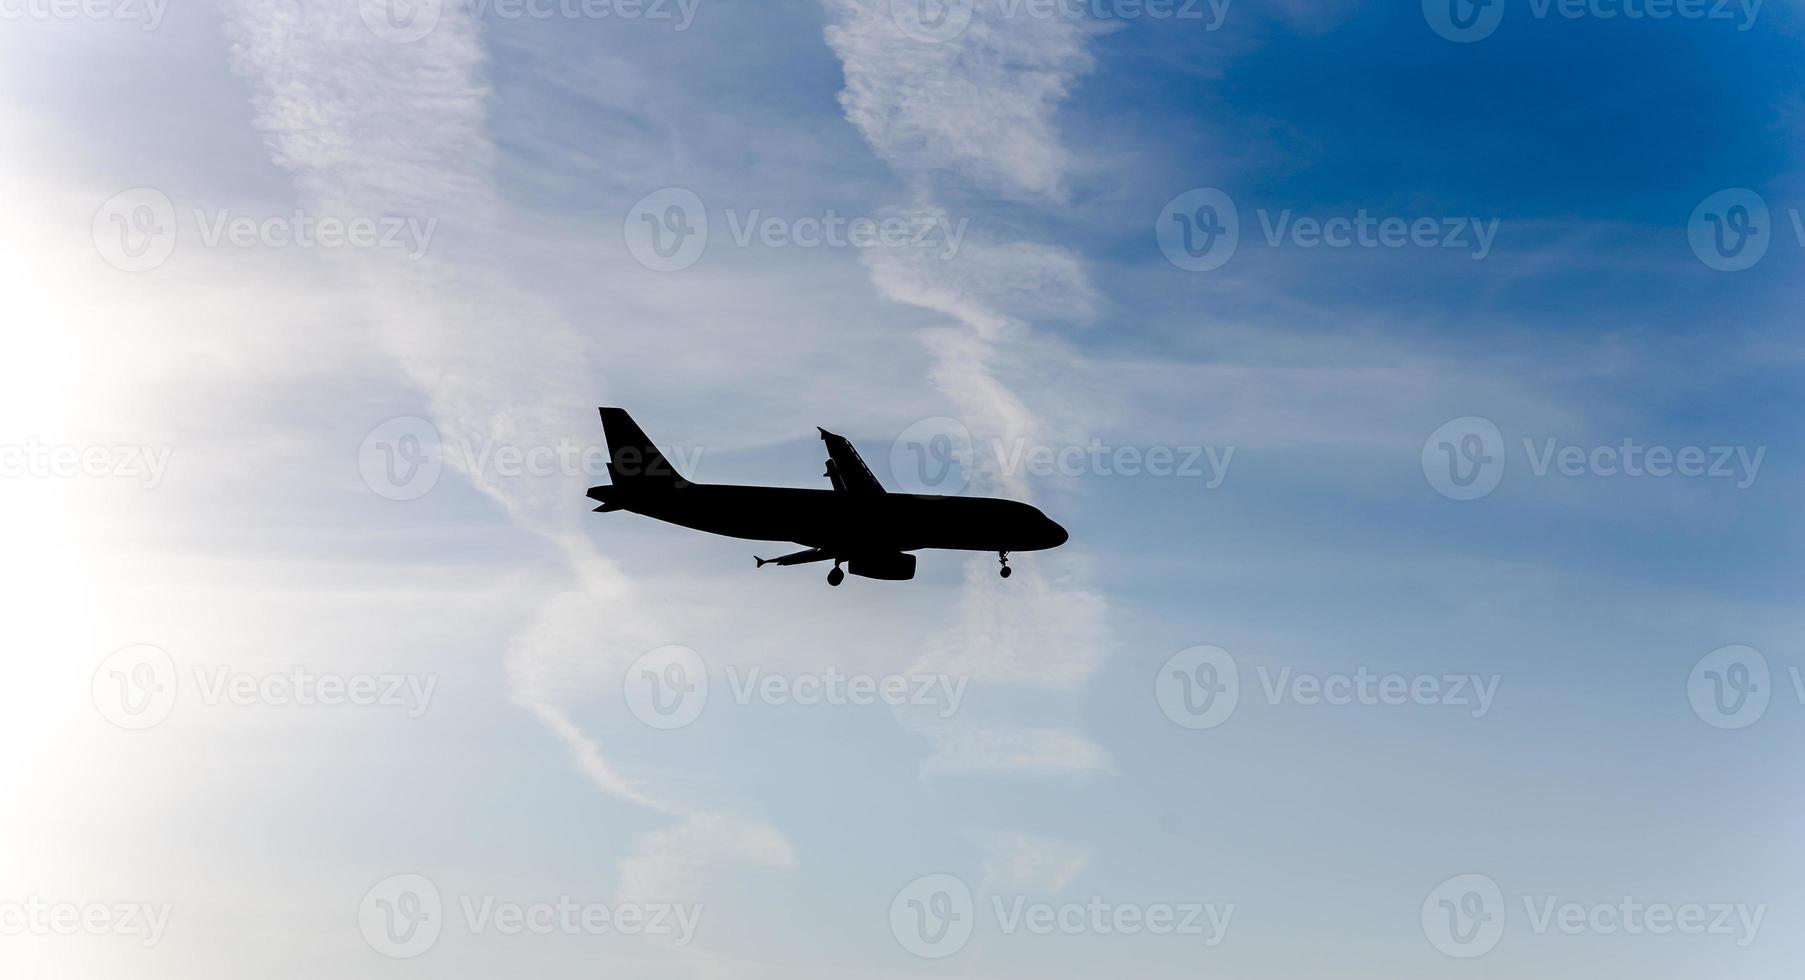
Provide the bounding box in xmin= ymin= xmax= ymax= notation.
xmin=586 ymin=408 xmax=1067 ymax=585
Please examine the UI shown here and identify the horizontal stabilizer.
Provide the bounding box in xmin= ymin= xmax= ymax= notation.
xmin=587 ymin=485 xmax=624 ymax=512
xmin=755 ymin=547 xmax=833 ymax=567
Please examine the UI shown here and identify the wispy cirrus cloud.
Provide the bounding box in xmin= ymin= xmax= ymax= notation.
xmin=221 ymin=0 xmax=793 ymax=907
xmin=823 ymin=0 xmax=1095 ymax=202
xmin=977 ymin=829 xmax=1093 ymax=894
xmin=824 ymin=0 xmax=1113 ymax=779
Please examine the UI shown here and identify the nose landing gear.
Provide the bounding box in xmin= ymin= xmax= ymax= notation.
xmin=998 ymin=552 xmax=1012 ymax=578
xmin=827 ymin=562 xmax=845 ymax=587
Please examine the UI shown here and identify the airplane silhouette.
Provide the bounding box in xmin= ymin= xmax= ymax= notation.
xmin=586 ymin=408 xmax=1068 ymax=585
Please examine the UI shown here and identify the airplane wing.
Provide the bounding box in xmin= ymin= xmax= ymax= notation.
xmin=817 ymin=428 xmax=886 ymax=494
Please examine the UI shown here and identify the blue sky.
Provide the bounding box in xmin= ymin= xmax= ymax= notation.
xmin=2 ymin=0 xmax=1802 ymax=976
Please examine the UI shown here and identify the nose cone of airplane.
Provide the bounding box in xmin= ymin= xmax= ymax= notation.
xmin=1041 ymin=514 xmax=1069 ymax=549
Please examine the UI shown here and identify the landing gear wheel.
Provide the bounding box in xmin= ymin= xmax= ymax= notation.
xmin=1000 ymin=566 xmax=1012 ymax=578
xmin=998 ymin=552 xmax=1011 ymax=578
xmin=827 ymin=566 xmax=845 ymax=587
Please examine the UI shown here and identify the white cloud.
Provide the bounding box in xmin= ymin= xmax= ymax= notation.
xmin=977 ymin=830 xmax=1093 ymax=894
xmin=617 ymin=812 xmax=798 ymax=907
xmin=823 ymin=0 xmax=1095 ymax=202
xmin=910 ymin=713 xmax=1114 ymax=779
xmin=824 ymin=0 xmax=1113 ymax=780
xmin=221 ymin=0 xmax=794 ymax=910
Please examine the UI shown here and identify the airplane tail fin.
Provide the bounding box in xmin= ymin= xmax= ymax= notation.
xmin=598 ymin=408 xmax=688 ymax=487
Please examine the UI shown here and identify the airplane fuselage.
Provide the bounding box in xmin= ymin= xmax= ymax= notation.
xmin=596 ymin=482 xmax=1068 ymax=554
